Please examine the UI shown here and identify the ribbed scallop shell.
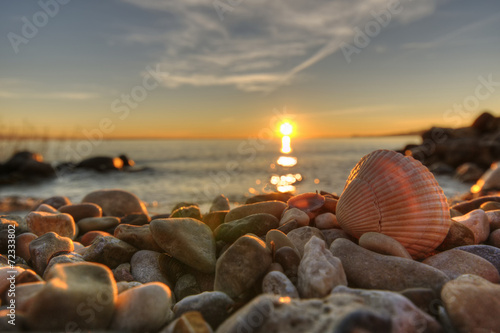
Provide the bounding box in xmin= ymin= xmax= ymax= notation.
xmin=337 ymin=150 xmax=450 ymax=259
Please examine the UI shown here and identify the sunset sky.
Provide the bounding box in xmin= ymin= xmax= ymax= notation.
xmin=1 ymin=0 xmax=500 ymax=139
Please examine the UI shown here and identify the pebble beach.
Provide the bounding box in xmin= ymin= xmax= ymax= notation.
xmin=1 ymin=148 xmax=499 ymax=333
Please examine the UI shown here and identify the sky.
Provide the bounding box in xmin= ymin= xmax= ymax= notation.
xmin=1 ymin=0 xmax=500 ymax=139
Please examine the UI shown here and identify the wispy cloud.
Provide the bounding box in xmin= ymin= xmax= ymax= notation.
xmin=120 ymin=0 xmax=438 ymax=93
xmin=0 ymin=91 xmax=99 ymax=100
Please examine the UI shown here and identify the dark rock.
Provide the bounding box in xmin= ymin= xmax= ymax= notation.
xmin=76 ymin=156 xmax=123 ymax=171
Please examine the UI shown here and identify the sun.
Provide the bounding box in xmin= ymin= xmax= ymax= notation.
xmin=280 ymin=122 xmax=293 ymax=136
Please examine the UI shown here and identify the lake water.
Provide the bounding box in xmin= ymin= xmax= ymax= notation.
xmin=0 ymin=136 xmax=471 ymax=213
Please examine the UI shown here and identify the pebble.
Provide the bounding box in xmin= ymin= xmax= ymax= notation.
xmin=130 ymin=250 xmax=172 ymax=286
xmin=287 ymin=226 xmax=324 ymax=257
xmin=35 ymin=203 xmax=58 ymax=213
xmin=277 ymin=219 xmax=299 ymax=234
xmin=38 ymin=196 xmax=71 ymax=210
xmin=26 ymin=211 xmax=76 ymax=239
xmin=202 ymin=211 xmax=228 ymax=232
xmin=59 ymin=203 xmax=102 ymax=222
xmin=298 ymin=237 xmax=347 ymax=298
xmin=224 ymin=201 xmax=286 ymax=223
xmin=480 ymin=201 xmax=500 ymax=211
xmin=80 ymin=230 xmax=112 ymax=246
xmin=151 ymin=218 xmax=217 ymax=273
xmin=423 ymin=249 xmax=500 ymax=283
xmin=174 ymin=274 xmax=201 ymax=301
xmin=436 ymin=220 xmax=475 ymax=251
xmin=43 ymin=252 xmax=85 ymax=279
xmin=210 ymin=194 xmax=231 ymax=212
xmin=332 ymin=286 xmax=443 ymax=333
xmin=78 ymin=216 xmax=120 ymax=234
xmin=116 ymin=281 xmax=142 ymax=294
xmin=171 ymin=205 xmax=203 ymax=221
xmin=452 ymin=209 xmax=489 ymax=243
xmin=262 ymin=270 xmax=299 ymax=298
xmin=265 ymin=229 xmax=298 ymax=254
xmin=110 ymin=282 xmax=174 ymax=332
xmin=274 ymin=246 xmax=301 ymax=284
xmin=172 ymin=202 xmax=199 ymax=212
xmin=15 ymin=281 xmax=46 ymax=313
xmin=113 ymin=262 xmax=134 ymax=282
xmin=215 ymin=213 xmax=279 ymax=243
xmin=320 ymin=228 xmax=354 ymax=247
xmin=488 ymin=228 xmax=500 ymax=247
xmin=441 ymin=274 xmax=500 ymax=333
xmin=358 ymin=232 xmax=412 ymax=259
xmin=314 ymin=212 xmax=339 ymax=229
xmin=399 ymin=288 xmax=437 ymax=313
xmin=83 ymin=235 xmax=138 ymax=269
xmin=215 ymin=235 xmax=272 ymax=298
xmin=163 ymin=311 xmax=214 ymax=333
xmin=15 ymin=232 xmax=38 ymax=262
xmin=330 ymin=238 xmax=449 ymax=293
xmin=120 ymin=213 xmax=151 ymax=226
xmin=173 ymin=291 xmax=235 ymax=329
xmin=24 ymin=262 xmax=117 ymax=331
xmin=455 ymin=244 xmax=500 ymax=275
xmin=486 ymin=210 xmax=500 ymax=231
xmin=29 ymin=232 xmax=74 ymax=275
xmin=82 ymin=189 xmax=148 ymax=217
xmin=279 ymin=208 xmax=309 ymax=227
xmin=114 ymin=223 xmax=163 ymax=252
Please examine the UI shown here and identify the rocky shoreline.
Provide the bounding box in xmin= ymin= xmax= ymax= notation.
xmin=1 ymin=150 xmax=500 ymax=332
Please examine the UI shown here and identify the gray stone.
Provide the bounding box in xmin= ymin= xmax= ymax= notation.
xmin=83 ymin=235 xmax=138 ymax=269
xmin=455 ymin=244 xmax=500 ymax=275
xmin=214 ymin=235 xmax=272 ymax=298
xmin=43 ymin=252 xmax=85 ymax=279
xmin=423 ymin=249 xmax=499 ymax=283
xmin=174 ymin=274 xmax=201 ymax=301
xmin=330 ymin=239 xmax=449 ymax=293
xmin=287 ymin=226 xmax=324 ymax=257
xmin=262 ymin=271 xmax=299 ymax=298
xmin=114 ymin=223 xmax=163 ymax=252
xmin=29 ymin=232 xmax=74 ymax=275
xmin=130 ymin=250 xmax=172 ymax=286
xmin=174 ymin=291 xmax=235 ymax=329
xmin=298 ymin=237 xmax=346 ymax=298
xmin=274 ymin=246 xmax=301 ymax=284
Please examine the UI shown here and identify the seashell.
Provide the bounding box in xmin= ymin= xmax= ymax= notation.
xmin=286 ymin=192 xmax=325 ymax=219
xmin=336 ymin=150 xmax=451 ymax=259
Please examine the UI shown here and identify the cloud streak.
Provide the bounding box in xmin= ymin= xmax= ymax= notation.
xmin=120 ymin=0 xmax=438 ymax=93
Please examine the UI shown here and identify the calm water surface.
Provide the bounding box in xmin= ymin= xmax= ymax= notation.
xmin=0 ymin=137 xmax=470 ymax=213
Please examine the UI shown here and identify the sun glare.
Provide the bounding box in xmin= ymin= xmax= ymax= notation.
xmin=280 ymin=122 xmax=293 ymax=136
